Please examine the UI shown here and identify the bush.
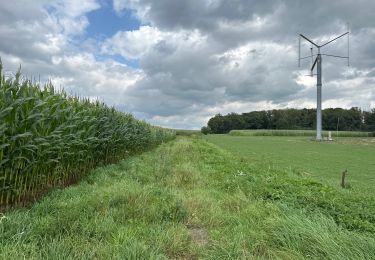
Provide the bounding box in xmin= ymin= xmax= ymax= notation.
xmin=201 ymin=126 xmax=211 ymax=135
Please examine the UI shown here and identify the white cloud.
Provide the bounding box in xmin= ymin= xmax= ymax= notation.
xmin=113 ymin=0 xmax=151 ymax=21
xmin=54 ymin=0 xmax=100 ymax=18
xmin=46 ymin=0 xmax=100 ymax=35
xmin=33 ymin=33 xmax=66 ymax=55
xmin=102 ymin=26 xmax=164 ymax=59
xmin=101 ymin=26 xmax=208 ymax=61
xmin=0 ymin=0 xmax=143 ymax=111
xmin=49 ymin=53 xmax=143 ymax=105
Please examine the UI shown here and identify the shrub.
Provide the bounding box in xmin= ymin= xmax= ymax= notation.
xmin=201 ymin=126 xmax=211 ymax=135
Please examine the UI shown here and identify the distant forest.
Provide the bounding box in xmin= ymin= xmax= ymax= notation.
xmin=204 ymin=108 xmax=375 ymax=134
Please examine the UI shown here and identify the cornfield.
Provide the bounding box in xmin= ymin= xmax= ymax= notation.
xmin=0 ymin=62 xmax=175 ymax=207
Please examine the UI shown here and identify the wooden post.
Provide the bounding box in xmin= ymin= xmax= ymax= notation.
xmin=341 ymin=169 xmax=347 ymax=188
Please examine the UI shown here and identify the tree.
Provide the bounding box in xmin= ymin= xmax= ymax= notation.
xmin=364 ymin=108 xmax=375 ymax=131
xmin=243 ymin=111 xmax=268 ymax=129
xmin=205 ymin=107 xmax=373 ymax=133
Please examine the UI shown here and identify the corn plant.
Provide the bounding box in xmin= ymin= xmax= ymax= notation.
xmin=0 ymin=62 xmax=175 ymax=207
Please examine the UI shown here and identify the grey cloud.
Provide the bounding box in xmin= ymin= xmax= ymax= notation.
xmin=0 ymin=2 xmax=58 ymax=65
xmin=0 ymin=0 xmax=49 ymax=23
xmin=117 ymin=0 xmax=375 ymax=42
xmin=119 ymin=0 xmax=279 ymax=31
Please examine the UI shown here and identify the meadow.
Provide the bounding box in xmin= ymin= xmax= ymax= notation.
xmin=1 ymin=137 xmax=375 ymax=259
xmin=205 ymin=135 xmax=375 ymax=195
xmin=229 ymin=129 xmax=373 ymax=137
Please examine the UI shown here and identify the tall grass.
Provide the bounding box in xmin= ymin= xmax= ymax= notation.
xmin=229 ymin=129 xmax=371 ymax=137
xmin=0 ymin=62 xmax=175 ymax=207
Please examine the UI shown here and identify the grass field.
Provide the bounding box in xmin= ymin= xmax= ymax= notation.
xmin=1 ymin=137 xmax=375 ymax=259
xmin=229 ymin=129 xmax=373 ymax=137
xmin=205 ymin=135 xmax=375 ymax=195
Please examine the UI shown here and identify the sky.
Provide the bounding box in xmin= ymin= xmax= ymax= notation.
xmin=0 ymin=0 xmax=374 ymax=129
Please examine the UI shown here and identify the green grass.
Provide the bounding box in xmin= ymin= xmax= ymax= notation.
xmin=205 ymin=135 xmax=375 ymax=195
xmin=1 ymin=137 xmax=375 ymax=259
xmin=230 ymin=129 xmax=372 ymax=137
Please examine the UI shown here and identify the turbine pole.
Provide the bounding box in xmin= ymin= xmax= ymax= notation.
xmin=298 ymin=28 xmax=349 ymax=141
xmin=316 ymin=50 xmax=322 ymax=140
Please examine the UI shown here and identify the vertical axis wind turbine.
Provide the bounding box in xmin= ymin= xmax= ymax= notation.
xmin=298 ymin=26 xmax=350 ymax=141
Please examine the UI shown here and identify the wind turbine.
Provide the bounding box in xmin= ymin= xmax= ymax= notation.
xmin=298 ymin=26 xmax=350 ymax=141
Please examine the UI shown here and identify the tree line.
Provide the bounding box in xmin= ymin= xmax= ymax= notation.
xmin=202 ymin=108 xmax=375 ymax=134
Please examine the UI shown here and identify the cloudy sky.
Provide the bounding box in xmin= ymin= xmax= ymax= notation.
xmin=1 ymin=0 xmax=374 ymax=129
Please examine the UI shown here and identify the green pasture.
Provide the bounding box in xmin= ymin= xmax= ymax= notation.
xmin=205 ymin=135 xmax=375 ymax=195
xmin=229 ymin=129 xmax=372 ymax=137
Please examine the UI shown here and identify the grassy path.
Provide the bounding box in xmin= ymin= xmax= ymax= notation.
xmin=1 ymin=137 xmax=375 ymax=259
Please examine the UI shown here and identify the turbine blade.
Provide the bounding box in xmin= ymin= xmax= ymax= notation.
xmin=320 ymin=32 xmax=349 ymax=47
xmin=300 ymin=34 xmax=319 ymax=48
xmin=347 ymin=23 xmax=350 ymax=66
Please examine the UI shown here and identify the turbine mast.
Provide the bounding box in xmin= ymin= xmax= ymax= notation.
xmin=298 ymin=27 xmax=349 ymax=141
xmin=316 ymin=50 xmax=322 ymax=140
